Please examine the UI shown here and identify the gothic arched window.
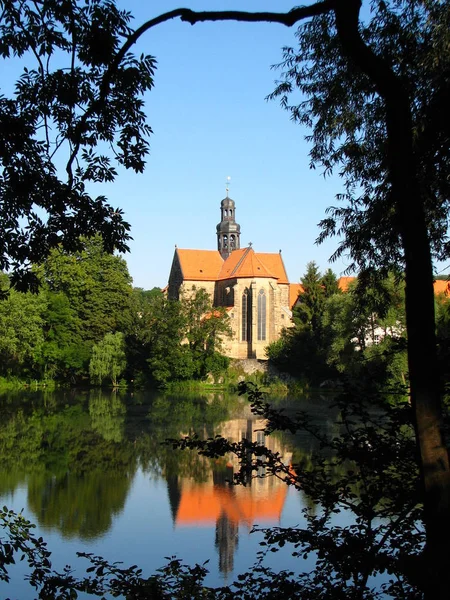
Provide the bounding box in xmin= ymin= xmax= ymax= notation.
xmin=257 ymin=289 xmax=266 ymax=341
xmin=242 ymin=289 xmax=252 ymax=341
xmin=230 ymin=235 xmax=235 ymax=249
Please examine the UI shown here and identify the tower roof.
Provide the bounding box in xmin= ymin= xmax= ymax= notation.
xmin=220 ymin=196 xmax=235 ymax=207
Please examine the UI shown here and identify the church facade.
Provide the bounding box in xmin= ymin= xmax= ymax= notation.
xmin=168 ymin=194 xmax=295 ymax=359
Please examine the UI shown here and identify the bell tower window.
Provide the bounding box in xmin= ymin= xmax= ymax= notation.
xmin=216 ymin=194 xmax=241 ymax=259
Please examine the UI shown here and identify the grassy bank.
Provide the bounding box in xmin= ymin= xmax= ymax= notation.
xmin=164 ymin=365 xmax=310 ymax=397
xmin=0 ymin=377 xmax=57 ymax=391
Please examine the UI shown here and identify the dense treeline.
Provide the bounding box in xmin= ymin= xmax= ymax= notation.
xmin=3 ymin=242 xmax=450 ymax=391
xmin=0 ymin=235 xmax=231 ymax=388
xmin=267 ymin=262 xmax=450 ymax=391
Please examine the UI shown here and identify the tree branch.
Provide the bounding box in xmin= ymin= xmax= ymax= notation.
xmin=65 ymin=2 xmax=334 ymax=185
xmin=416 ymin=82 xmax=450 ymax=159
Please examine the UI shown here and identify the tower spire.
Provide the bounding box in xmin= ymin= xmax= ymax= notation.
xmin=216 ymin=185 xmax=240 ymax=260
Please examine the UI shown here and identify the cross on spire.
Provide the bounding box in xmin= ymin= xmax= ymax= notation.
xmin=225 ymin=175 xmax=231 ymax=197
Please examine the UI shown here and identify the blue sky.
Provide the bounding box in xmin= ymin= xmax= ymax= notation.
xmin=98 ymin=1 xmax=352 ymax=289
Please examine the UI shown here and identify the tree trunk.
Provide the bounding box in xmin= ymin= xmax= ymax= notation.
xmin=335 ymin=1 xmax=450 ymax=596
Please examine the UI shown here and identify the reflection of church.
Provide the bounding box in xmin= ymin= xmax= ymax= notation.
xmin=168 ymin=193 xmax=298 ymax=359
xmin=165 ymin=418 xmax=292 ymax=576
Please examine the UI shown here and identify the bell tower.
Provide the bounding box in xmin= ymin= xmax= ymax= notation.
xmin=216 ymin=195 xmax=240 ymax=259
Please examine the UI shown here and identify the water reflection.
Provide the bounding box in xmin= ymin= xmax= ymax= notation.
xmin=0 ymin=388 xmax=332 ymax=584
xmin=169 ymin=417 xmax=292 ymax=575
xmin=89 ymin=390 xmax=126 ymax=443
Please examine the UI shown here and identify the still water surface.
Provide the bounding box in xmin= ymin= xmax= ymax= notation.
xmin=0 ymin=388 xmax=338 ymax=597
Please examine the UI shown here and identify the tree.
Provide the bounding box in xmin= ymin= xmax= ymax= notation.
xmin=0 ymin=274 xmax=46 ymax=376
xmin=145 ymin=294 xmax=195 ymax=386
xmin=320 ymin=289 xmax=357 ymax=373
xmin=125 ymin=287 xmax=164 ymax=383
xmin=182 ymin=287 xmax=232 ymax=377
xmin=321 ymin=273 xmax=408 ymax=387
xmin=89 ymin=332 xmax=126 ymax=387
xmin=40 ymin=235 xmax=134 ymax=344
xmin=294 ymin=261 xmax=325 ymax=331
xmin=321 ymin=268 xmax=340 ymax=298
xmin=0 ymin=0 xmax=156 ymax=290
xmin=145 ymin=288 xmax=231 ymax=386
xmin=265 ymin=5 xmax=450 ymax=591
xmin=40 ymin=291 xmax=90 ymax=380
xmin=268 ymin=263 xmax=342 ymax=383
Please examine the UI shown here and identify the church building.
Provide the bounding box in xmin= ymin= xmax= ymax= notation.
xmin=168 ymin=193 xmax=296 ymax=359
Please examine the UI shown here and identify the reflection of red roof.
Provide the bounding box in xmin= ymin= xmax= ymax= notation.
xmin=176 ymin=483 xmax=287 ymax=528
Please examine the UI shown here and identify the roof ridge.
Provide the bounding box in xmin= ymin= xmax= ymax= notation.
xmin=176 ymin=248 xmax=184 ymax=280
xmin=230 ymin=246 xmax=253 ymax=276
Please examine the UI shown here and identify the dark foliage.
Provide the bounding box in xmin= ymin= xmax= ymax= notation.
xmin=0 ymin=0 xmax=156 ymax=290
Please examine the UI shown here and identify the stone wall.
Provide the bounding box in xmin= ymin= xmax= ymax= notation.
xmin=168 ymin=266 xmax=293 ymax=360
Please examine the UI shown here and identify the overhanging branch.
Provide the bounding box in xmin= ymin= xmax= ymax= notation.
xmin=66 ymin=2 xmax=334 ymax=184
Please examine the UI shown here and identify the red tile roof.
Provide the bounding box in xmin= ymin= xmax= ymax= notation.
xmin=174 ymin=247 xmax=290 ymax=283
xmin=289 ymin=283 xmax=304 ymax=309
xmin=256 ymin=252 xmax=289 ymax=284
xmin=176 ymin=249 xmax=223 ymax=281
xmin=434 ymin=280 xmax=450 ymax=296
xmin=338 ymin=276 xmax=356 ymax=292
xmin=218 ymin=247 xmax=277 ymax=280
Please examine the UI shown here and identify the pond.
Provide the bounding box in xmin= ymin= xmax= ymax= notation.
xmin=0 ymin=388 xmax=339 ymax=597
